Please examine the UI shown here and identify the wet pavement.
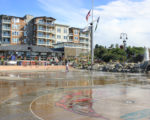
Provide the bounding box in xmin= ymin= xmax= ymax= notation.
xmin=1 ymin=71 xmax=150 ymax=120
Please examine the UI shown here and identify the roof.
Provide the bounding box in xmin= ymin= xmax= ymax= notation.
xmin=33 ymin=16 xmax=56 ymax=21
xmin=0 ymin=15 xmax=24 ymax=19
xmin=55 ymin=23 xmax=70 ymax=27
xmin=0 ymin=45 xmax=63 ymax=53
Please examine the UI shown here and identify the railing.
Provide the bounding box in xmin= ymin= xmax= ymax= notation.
xmin=68 ymin=39 xmax=73 ymax=42
xmin=80 ymin=40 xmax=89 ymax=44
xmin=2 ymin=27 xmax=11 ymax=30
xmin=36 ymin=22 xmax=55 ymax=27
xmin=37 ymin=29 xmax=55 ymax=34
xmin=2 ymin=20 xmax=11 ymax=23
xmin=37 ymin=35 xmax=55 ymax=40
xmin=69 ymin=33 xmax=73 ymax=36
xmin=80 ymin=34 xmax=89 ymax=38
xmin=2 ymin=34 xmax=11 ymax=37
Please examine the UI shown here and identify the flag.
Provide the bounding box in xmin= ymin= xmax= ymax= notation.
xmin=95 ymin=16 xmax=100 ymax=31
xmin=83 ymin=25 xmax=91 ymax=32
xmin=86 ymin=10 xmax=91 ymax=22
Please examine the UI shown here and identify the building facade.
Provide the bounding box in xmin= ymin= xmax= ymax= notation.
xmin=55 ymin=24 xmax=69 ymax=43
xmin=0 ymin=14 xmax=91 ymax=58
xmin=0 ymin=15 xmax=33 ymax=45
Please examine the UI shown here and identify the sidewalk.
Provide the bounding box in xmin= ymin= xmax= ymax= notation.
xmin=0 ymin=65 xmax=75 ymax=72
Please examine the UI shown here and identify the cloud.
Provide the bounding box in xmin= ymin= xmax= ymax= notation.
xmin=38 ymin=0 xmax=150 ymax=47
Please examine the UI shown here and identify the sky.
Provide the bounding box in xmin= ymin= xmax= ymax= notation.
xmin=0 ymin=0 xmax=150 ymax=47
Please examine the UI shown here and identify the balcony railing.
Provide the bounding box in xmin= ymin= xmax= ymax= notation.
xmin=37 ymin=35 xmax=55 ymax=40
xmin=80 ymin=34 xmax=89 ymax=38
xmin=37 ymin=29 xmax=55 ymax=34
xmin=69 ymin=33 xmax=73 ymax=36
xmin=2 ymin=34 xmax=11 ymax=37
xmin=68 ymin=39 xmax=73 ymax=42
xmin=80 ymin=40 xmax=89 ymax=44
xmin=36 ymin=22 xmax=55 ymax=27
xmin=2 ymin=20 xmax=11 ymax=23
xmin=2 ymin=27 xmax=11 ymax=30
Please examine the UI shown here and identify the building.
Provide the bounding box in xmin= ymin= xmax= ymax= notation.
xmin=0 ymin=15 xmax=33 ymax=45
xmin=0 ymin=14 xmax=91 ymax=59
xmin=29 ymin=16 xmax=56 ymax=47
xmin=55 ymin=23 xmax=69 ymax=43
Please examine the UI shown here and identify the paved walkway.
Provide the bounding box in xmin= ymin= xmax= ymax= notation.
xmin=0 ymin=65 xmax=75 ymax=72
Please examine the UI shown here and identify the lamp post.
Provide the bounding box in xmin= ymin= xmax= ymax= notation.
xmin=91 ymin=0 xmax=94 ymax=70
xmin=120 ymin=33 xmax=128 ymax=65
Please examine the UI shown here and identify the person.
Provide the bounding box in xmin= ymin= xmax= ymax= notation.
xmin=65 ymin=59 xmax=69 ymax=72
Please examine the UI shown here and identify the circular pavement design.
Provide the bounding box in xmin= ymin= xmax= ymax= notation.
xmin=30 ymin=85 xmax=150 ymax=120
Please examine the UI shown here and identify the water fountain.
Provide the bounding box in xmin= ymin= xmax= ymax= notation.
xmin=144 ymin=47 xmax=150 ymax=61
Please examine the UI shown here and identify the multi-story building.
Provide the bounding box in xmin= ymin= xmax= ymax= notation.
xmin=69 ymin=27 xmax=90 ymax=51
xmin=54 ymin=27 xmax=91 ymax=58
xmin=0 ymin=14 xmax=91 ymax=59
xmin=55 ymin=24 xmax=69 ymax=43
xmin=29 ymin=16 xmax=56 ymax=47
xmin=0 ymin=15 xmax=34 ymax=45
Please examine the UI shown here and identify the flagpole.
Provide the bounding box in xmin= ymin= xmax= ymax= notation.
xmin=91 ymin=0 xmax=94 ymax=70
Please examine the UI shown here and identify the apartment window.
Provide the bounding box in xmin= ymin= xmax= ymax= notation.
xmin=74 ymin=37 xmax=78 ymax=40
xmin=57 ymin=28 xmax=61 ymax=33
xmin=64 ymin=28 xmax=67 ymax=33
xmin=24 ymin=39 xmax=27 ymax=43
xmin=38 ymin=26 xmax=44 ymax=30
xmin=13 ymin=18 xmax=20 ymax=23
xmin=12 ymin=38 xmax=19 ymax=43
xmin=39 ymin=19 xmax=44 ymax=23
xmin=57 ymin=35 xmax=61 ymax=39
xmin=24 ymin=32 xmax=27 ymax=36
xmin=38 ymin=39 xmax=44 ymax=44
xmin=38 ymin=32 xmax=44 ymax=37
xmin=12 ymin=31 xmax=19 ymax=36
xmin=12 ymin=25 xmax=20 ymax=29
xmin=74 ymin=30 xmax=79 ymax=35
xmin=24 ymin=25 xmax=27 ymax=30
xmin=64 ymin=36 xmax=67 ymax=39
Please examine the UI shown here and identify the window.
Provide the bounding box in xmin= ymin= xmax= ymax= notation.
xmin=74 ymin=37 xmax=78 ymax=40
xmin=64 ymin=28 xmax=67 ymax=33
xmin=12 ymin=31 xmax=19 ymax=36
xmin=39 ymin=19 xmax=44 ymax=23
xmin=57 ymin=35 xmax=61 ymax=39
xmin=24 ymin=39 xmax=27 ymax=43
xmin=38 ymin=39 xmax=44 ymax=44
xmin=57 ymin=28 xmax=61 ymax=33
xmin=38 ymin=32 xmax=44 ymax=37
xmin=64 ymin=36 xmax=67 ymax=39
xmin=74 ymin=30 xmax=78 ymax=35
xmin=24 ymin=31 xmax=27 ymax=36
xmin=13 ymin=18 xmax=20 ymax=23
xmin=38 ymin=25 xmax=44 ymax=30
xmin=12 ymin=38 xmax=19 ymax=43
xmin=12 ymin=25 xmax=20 ymax=29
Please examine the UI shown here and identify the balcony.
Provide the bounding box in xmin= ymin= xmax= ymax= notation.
xmin=37 ymin=29 xmax=55 ymax=34
xmin=2 ymin=27 xmax=11 ymax=31
xmin=36 ymin=22 xmax=55 ymax=27
xmin=46 ymin=30 xmax=55 ymax=34
xmin=2 ymin=34 xmax=11 ymax=37
xmin=69 ymin=33 xmax=73 ymax=36
xmin=37 ymin=35 xmax=45 ymax=39
xmin=68 ymin=39 xmax=73 ymax=42
xmin=80 ymin=40 xmax=89 ymax=44
xmin=80 ymin=34 xmax=89 ymax=38
xmin=2 ymin=20 xmax=11 ymax=24
xmin=46 ymin=36 xmax=55 ymax=41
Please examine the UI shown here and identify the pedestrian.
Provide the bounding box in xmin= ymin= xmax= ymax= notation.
xmin=65 ymin=59 xmax=69 ymax=72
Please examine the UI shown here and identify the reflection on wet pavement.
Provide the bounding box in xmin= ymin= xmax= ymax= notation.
xmin=1 ymin=71 xmax=150 ymax=120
